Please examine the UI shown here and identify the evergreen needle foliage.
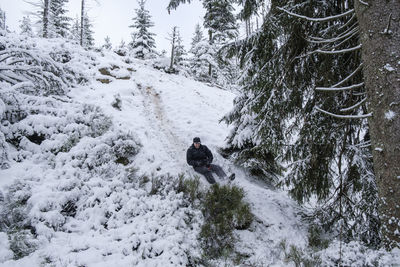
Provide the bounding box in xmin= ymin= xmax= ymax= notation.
xmin=200 ymin=184 xmax=253 ymax=259
xmin=222 ymin=0 xmax=379 ymax=248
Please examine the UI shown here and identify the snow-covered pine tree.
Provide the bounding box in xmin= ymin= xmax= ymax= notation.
xmin=188 ymin=23 xmax=215 ymax=81
xmin=114 ymin=39 xmax=128 ymax=56
xmin=202 ymin=0 xmax=238 ymax=82
xmin=190 ymin=23 xmax=204 ymax=53
xmin=174 ymin=31 xmax=185 ymax=66
xmin=129 ymin=0 xmax=156 ymax=59
xmin=102 ymin=36 xmax=112 ymax=50
xmin=19 ymin=16 xmax=34 ymax=36
xmin=168 ymin=26 xmax=178 ymax=70
xmin=70 ymin=17 xmax=80 ymax=43
xmin=82 ymin=13 xmax=94 ymax=47
xmin=222 ymin=0 xmax=379 ymax=247
xmin=50 ymin=0 xmax=71 ymax=38
xmin=29 ymin=0 xmax=70 ymax=38
xmin=202 ymin=0 xmax=237 ymax=45
xmin=168 ymin=26 xmax=185 ymax=69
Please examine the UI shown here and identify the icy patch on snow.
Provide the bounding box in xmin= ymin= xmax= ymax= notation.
xmin=385 ymin=110 xmax=396 ymax=121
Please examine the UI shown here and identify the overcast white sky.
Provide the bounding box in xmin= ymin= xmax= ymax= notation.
xmin=1 ymin=0 xmax=206 ymax=52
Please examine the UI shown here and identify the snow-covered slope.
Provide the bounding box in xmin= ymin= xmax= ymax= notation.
xmin=1 ymin=36 xmax=398 ymax=266
xmin=0 ymin=36 xmax=307 ymax=266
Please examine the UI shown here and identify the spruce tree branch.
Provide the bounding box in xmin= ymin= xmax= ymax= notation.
xmin=338 ymin=14 xmax=357 ymax=31
xmin=315 ymin=82 xmax=364 ymax=91
xmin=314 ymin=44 xmax=362 ymax=54
xmin=331 ymin=63 xmax=363 ymax=88
xmin=277 ymin=7 xmax=354 ymax=22
xmin=358 ymin=0 xmax=369 ymax=6
xmin=340 ymin=98 xmax=367 ymax=112
xmin=315 ymin=107 xmax=372 ymax=119
xmin=324 ymin=30 xmax=359 ymax=51
xmin=307 ymin=26 xmax=359 ymax=44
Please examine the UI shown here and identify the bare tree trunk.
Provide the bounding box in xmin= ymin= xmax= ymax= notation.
xmin=355 ymin=0 xmax=400 ymax=249
xmin=80 ymin=0 xmax=85 ymax=46
xmin=169 ymin=27 xmax=177 ymax=70
xmin=208 ymin=29 xmax=212 ymax=76
xmin=1 ymin=12 xmax=5 ymax=30
xmin=43 ymin=0 xmax=50 ymax=38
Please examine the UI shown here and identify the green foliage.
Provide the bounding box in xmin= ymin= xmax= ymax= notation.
xmin=175 ymin=174 xmax=203 ymax=204
xmin=307 ymin=224 xmax=330 ymax=250
xmin=199 ymin=184 xmax=253 ymax=259
xmin=280 ymin=240 xmax=322 ymax=267
xmin=223 ymin=0 xmax=379 ymax=247
xmin=285 ymin=245 xmax=321 ymax=267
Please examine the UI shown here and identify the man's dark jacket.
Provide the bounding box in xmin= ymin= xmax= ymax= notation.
xmin=186 ymin=144 xmax=213 ymax=168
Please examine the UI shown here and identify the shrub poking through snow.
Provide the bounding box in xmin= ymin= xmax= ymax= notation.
xmin=199 ymin=184 xmax=253 ymax=259
xmin=112 ymin=93 xmax=122 ymax=110
xmin=175 ymin=174 xmax=203 ymax=205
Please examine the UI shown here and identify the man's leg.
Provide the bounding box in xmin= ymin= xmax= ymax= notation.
xmin=209 ymin=164 xmax=227 ymax=178
xmin=194 ymin=166 xmax=216 ymax=184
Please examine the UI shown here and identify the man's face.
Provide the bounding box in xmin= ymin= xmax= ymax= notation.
xmin=194 ymin=142 xmax=201 ymax=149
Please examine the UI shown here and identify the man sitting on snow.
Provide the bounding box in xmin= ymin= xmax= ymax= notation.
xmin=186 ymin=137 xmax=235 ymax=184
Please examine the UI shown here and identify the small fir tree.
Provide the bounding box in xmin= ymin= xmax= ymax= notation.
xmin=69 ymin=17 xmax=80 ymax=42
xmin=174 ymin=31 xmax=186 ymax=65
xmin=114 ymin=39 xmax=128 ymax=56
xmin=19 ymin=16 xmax=34 ymax=36
xmin=190 ymin=23 xmax=204 ymax=54
xmin=82 ymin=14 xmax=94 ymax=47
xmin=129 ymin=0 xmax=156 ymax=59
xmin=50 ymin=0 xmax=71 ymax=38
xmin=102 ymin=36 xmax=112 ymax=50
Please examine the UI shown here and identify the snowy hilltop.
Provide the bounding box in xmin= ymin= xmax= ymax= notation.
xmin=0 ymin=33 xmax=399 ymax=266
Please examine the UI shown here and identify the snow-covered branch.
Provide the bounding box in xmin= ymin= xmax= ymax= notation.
xmin=340 ymin=97 xmax=367 ymax=112
xmin=316 ymin=106 xmax=372 ymax=119
xmin=316 ymin=82 xmax=364 ymax=91
xmin=277 ymin=7 xmax=354 ymax=22
xmin=0 ymin=73 xmax=19 ymax=84
xmin=10 ymin=81 xmax=34 ymax=91
xmin=314 ymin=44 xmax=362 ymax=54
xmin=331 ymin=63 xmax=363 ymax=88
xmin=308 ymin=26 xmax=359 ymax=44
xmin=358 ymin=0 xmax=369 ymax=6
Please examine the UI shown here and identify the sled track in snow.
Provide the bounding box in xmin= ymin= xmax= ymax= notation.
xmin=137 ymin=84 xmax=188 ymax=170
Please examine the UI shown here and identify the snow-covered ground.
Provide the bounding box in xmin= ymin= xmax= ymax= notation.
xmin=1 ymin=36 xmax=399 ymax=266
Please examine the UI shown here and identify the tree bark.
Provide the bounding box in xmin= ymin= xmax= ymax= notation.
xmin=169 ymin=27 xmax=177 ymax=70
xmin=355 ymin=0 xmax=400 ymax=249
xmin=208 ymin=29 xmax=212 ymax=76
xmin=80 ymin=0 xmax=85 ymax=46
xmin=43 ymin=0 xmax=49 ymax=38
